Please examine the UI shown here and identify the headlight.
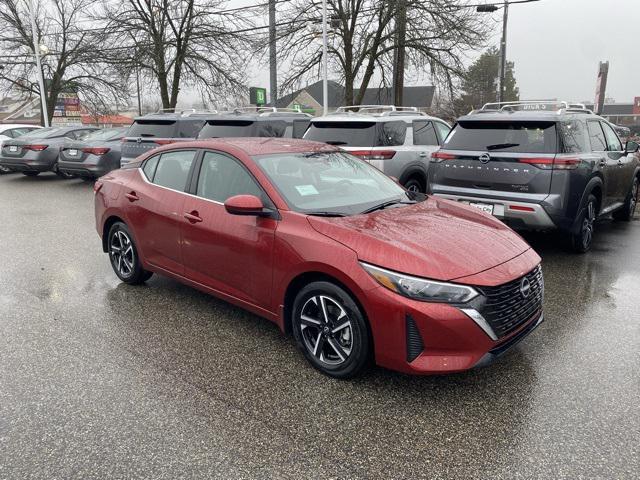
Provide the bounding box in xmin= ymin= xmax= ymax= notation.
xmin=361 ymin=262 xmax=479 ymax=303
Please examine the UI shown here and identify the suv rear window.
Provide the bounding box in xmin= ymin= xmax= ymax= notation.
xmin=305 ymin=121 xmax=377 ymax=147
xmin=198 ymin=120 xmax=286 ymax=138
xmin=445 ymin=121 xmax=557 ymax=153
xmin=127 ymin=120 xmax=177 ymax=138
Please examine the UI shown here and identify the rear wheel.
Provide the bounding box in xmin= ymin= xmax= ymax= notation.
xmin=570 ymin=194 xmax=597 ymax=253
xmin=22 ymin=171 xmax=39 ymax=177
xmin=107 ymin=222 xmax=153 ymax=284
xmin=612 ymin=176 xmax=638 ymax=221
xmin=291 ymin=281 xmax=370 ymax=379
xmin=403 ymin=177 xmax=425 ymax=193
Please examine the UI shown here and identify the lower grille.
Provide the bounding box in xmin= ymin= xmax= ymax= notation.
xmin=477 ymin=265 xmax=544 ymax=338
xmin=406 ymin=315 xmax=424 ymax=362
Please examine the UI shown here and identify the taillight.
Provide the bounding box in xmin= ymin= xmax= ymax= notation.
xmin=82 ymin=147 xmax=111 ymax=155
xmin=349 ymin=150 xmax=396 ymax=161
xmin=509 ymin=205 xmax=535 ymax=212
xmin=431 ymin=151 xmax=456 ymax=162
xmin=23 ymin=144 xmax=48 ymax=151
xmin=154 ymin=139 xmax=175 ymax=145
xmin=518 ymin=156 xmax=580 ymax=170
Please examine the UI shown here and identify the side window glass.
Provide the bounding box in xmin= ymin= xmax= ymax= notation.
xmin=4 ymin=129 xmax=16 ymax=138
xmin=412 ymin=120 xmax=438 ymax=146
xmin=379 ymin=121 xmax=407 ymax=146
xmin=152 ymin=150 xmax=196 ymax=191
xmin=587 ymin=121 xmax=607 ymax=151
xmin=601 ymin=122 xmax=623 ymax=152
xmin=434 ymin=122 xmax=451 ymax=145
xmin=292 ymin=120 xmax=310 ymax=138
xmin=142 ymin=155 xmax=160 ymax=180
xmin=257 ymin=121 xmax=287 ymax=138
xmin=197 ymin=151 xmax=263 ymax=203
xmin=559 ymin=121 xmax=588 ymax=153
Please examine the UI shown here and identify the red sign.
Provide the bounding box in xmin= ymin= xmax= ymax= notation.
xmin=633 ymin=97 xmax=640 ymax=115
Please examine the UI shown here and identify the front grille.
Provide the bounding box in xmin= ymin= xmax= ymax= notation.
xmin=477 ymin=265 xmax=543 ymax=338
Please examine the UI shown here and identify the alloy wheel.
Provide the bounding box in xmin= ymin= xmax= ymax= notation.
xmin=299 ymin=295 xmax=353 ymax=366
xmin=630 ymin=180 xmax=638 ymax=217
xmin=407 ymin=184 xmax=420 ymax=193
xmin=109 ymin=230 xmax=135 ymax=278
xmin=581 ymin=200 xmax=595 ymax=249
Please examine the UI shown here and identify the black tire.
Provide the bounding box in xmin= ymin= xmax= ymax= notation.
xmin=612 ymin=176 xmax=638 ymax=222
xmin=291 ymin=281 xmax=370 ymax=379
xmin=403 ymin=177 xmax=425 ymax=194
xmin=22 ymin=171 xmax=39 ymax=177
xmin=570 ymin=194 xmax=598 ymax=253
xmin=107 ymin=222 xmax=153 ymax=285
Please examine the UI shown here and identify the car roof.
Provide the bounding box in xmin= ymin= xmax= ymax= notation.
xmin=311 ymin=113 xmax=446 ymax=123
xmin=457 ymin=110 xmax=601 ymax=122
xmin=0 ymin=124 xmax=42 ymax=130
xmin=202 ymin=112 xmax=311 ymax=122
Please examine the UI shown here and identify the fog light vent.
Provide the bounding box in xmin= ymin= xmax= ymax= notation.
xmin=406 ymin=315 xmax=424 ymax=362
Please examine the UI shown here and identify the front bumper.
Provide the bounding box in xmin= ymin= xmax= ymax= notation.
xmin=434 ymin=192 xmax=557 ymax=230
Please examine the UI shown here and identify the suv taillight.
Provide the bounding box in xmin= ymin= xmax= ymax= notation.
xmin=82 ymin=147 xmax=111 ymax=155
xmin=23 ymin=144 xmax=48 ymax=151
xmin=431 ymin=151 xmax=456 ymax=162
xmin=350 ymin=150 xmax=396 ymax=161
xmin=518 ymin=156 xmax=581 ymax=170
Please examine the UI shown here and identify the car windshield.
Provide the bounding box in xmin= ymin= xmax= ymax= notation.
xmin=84 ymin=127 xmax=128 ymax=141
xmin=444 ymin=121 xmax=557 ymax=153
xmin=254 ymin=151 xmax=417 ymax=216
xmin=18 ymin=127 xmax=60 ymax=139
xmin=126 ymin=120 xmax=176 ymax=138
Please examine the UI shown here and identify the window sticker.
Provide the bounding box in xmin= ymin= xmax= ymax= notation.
xmin=295 ymin=184 xmax=319 ymax=196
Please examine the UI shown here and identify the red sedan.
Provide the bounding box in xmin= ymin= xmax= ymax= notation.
xmin=95 ymin=138 xmax=543 ymax=378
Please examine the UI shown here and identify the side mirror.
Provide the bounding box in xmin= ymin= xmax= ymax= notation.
xmin=625 ymin=140 xmax=639 ymax=154
xmin=224 ymin=194 xmax=269 ymax=217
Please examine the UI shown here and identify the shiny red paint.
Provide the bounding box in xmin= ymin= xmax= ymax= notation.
xmin=224 ymin=194 xmax=266 ymax=216
xmin=95 ymin=138 xmax=542 ymax=375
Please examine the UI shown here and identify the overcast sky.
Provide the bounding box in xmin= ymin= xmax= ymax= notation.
xmin=247 ymin=0 xmax=640 ymax=105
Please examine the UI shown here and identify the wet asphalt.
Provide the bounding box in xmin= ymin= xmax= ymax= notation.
xmin=0 ymin=172 xmax=638 ymax=480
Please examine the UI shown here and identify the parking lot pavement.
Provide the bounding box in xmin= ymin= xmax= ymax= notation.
xmin=0 ymin=172 xmax=638 ymax=479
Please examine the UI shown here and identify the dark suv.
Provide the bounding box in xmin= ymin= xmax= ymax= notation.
xmin=429 ymin=101 xmax=640 ymax=252
xmin=197 ymin=107 xmax=311 ymax=139
xmin=120 ymin=110 xmax=210 ymax=166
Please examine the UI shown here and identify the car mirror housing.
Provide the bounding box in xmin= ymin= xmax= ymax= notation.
xmin=625 ymin=140 xmax=639 ymax=154
xmin=224 ymin=194 xmax=268 ymax=216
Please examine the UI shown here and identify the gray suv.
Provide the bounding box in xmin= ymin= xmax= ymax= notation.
xmin=304 ymin=105 xmax=451 ymax=192
xmin=197 ymin=107 xmax=311 ymax=139
xmin=429 ymin=101 xmax=640 ymax=252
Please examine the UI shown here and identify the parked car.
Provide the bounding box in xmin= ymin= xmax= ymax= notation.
xmin=0 ymin=124 xmax=42 ymax=173
xmin=120 ymin=110 xmax=210 ymax=166
xmin=57 ymin=127 xmax=129 ymax=179
xmin=0 ymin=126 xmax=99 ymax=177
xmin=198 ymin=107 xmax=311 ymax=140
xmin=428 ymin=101 xmax=640 ymax=252
xmin=303 ymin=105 xmax=451 ymax=193
xmin=95 ymin=138 xmax=543 ymax=378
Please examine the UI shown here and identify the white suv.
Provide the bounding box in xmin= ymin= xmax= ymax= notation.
xmin=303 ymin=105 xmax=451 ymax=192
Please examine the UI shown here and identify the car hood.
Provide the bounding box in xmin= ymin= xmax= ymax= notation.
xmin=307 ymin=197 xmax=532 ymax=282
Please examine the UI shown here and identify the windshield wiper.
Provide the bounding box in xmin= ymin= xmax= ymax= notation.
xmin=485 ymin=143 xmax=519 ymax=151
xmin=360 ymin=199 xmax=415 ymax=214
xmin=306 ymin=211 xmax=347 ymax=217
xmin=325 ymin=140 xmax=348 ymax=146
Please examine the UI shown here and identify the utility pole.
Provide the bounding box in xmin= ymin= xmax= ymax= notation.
xmin=392 ymin=0 xmax=407 ymax=106
xmin=268 ymin=0 xmax=278 ymax=105
xmin=321 ymin=0 xmax=328 ymax=115
xmin=28 ymin=0 xmax=49 ymax=127
xmin=136 ymin=65 xmax=142 ymax=115
xmin=497 ymin=0 xmax=508 ymax=103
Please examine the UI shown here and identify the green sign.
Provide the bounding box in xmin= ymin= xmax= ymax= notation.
xmin=250 ymin=87 xmax=267 ymax=106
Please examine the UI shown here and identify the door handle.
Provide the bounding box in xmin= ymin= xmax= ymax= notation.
xmin=125 ymin=191 xmax=139 ymax=202
xmin=183 ymin=211 xmax=203 ymax=224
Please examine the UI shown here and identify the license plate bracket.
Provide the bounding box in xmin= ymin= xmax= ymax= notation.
xmin=467 ymin=201 xmax=494 ymax=215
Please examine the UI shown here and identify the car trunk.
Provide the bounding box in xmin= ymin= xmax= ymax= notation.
xmin=60 ymin=140 xmax=111 ymax=162
xmin=1 ymin=139 xmax=49 ymax=159
xmin=433 ymin=120 xmax=558 ymax=196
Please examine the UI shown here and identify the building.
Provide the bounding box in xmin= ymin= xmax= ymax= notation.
xmin=585 ymin=97 xmax=640 ymax=134
xmin=275 ymin=80 xmax=436 ymax=114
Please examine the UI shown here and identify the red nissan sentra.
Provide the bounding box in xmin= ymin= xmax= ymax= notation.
xmin=95 ymin=138 xmax=544 ymax=378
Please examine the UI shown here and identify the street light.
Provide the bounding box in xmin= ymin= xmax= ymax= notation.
xmin=27 ymin=0 xmax=49 ymax=127
xmin=477 ymin=0 xmax=541 ymax=104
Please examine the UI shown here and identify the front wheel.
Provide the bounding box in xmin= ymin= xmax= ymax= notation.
xmin=107 ymin=222 xmax=153 ymax=284
xmin=403 ymin=177 xmax=425 ymax=194
xmin=612 ymin=177 xmax=638 ymax=221
xmin=291 ymin=281 xmax=370 ymax=379
xmin=570 ymin=194 xmax=598 ymax=253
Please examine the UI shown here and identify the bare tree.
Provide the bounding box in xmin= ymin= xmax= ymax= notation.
xmin=274 ymin=0 xmax=490 ymax=106
xmin=0 ymin=0 xmax=128 ymax=124
xmin=99 ymin=0 xmax=253 ymax=110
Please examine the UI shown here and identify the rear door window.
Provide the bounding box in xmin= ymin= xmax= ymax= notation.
xmin=304 ymin=121 xmax=377 ymax=147
xmin=444 ymin=121 xmax=557 ymax=153
xmin=559 ymin=120 xmax=589 ymax=153
xmin=152 ymin=150 xmax=196 ymax=191
xmin=412 ymin=121 xmax=438 ymax=146
xmin=587 ymin=121 xmax=607 ymax=151
xmin=379 ymin=121 xmax=407 ymax=146
xmin=142 ymin=155 xmax=160 ymax=180
xmin=601 ymin=122 xmax=623 ymax=152
xmin=127 ymin=120 xmax=177 ymax=138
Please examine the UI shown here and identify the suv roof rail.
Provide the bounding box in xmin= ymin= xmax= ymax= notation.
xmin=223 ymin=106 xmax=310 ymax=116
xmin=149 ymin=108 xmax=219 ymax=117
xmin=333 ymin=105 xmax=428 ymax=116
xmin=477 ymin=101 xmax=594 ymax=115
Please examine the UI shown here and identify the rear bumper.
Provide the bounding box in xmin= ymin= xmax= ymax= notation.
xmin=57 ymin=160 xmax=110 ymax=178
xmin=0 ymin=158 xmax=54 ymax=172
xmin=434 ymin=192 xmax=557 ymax=230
